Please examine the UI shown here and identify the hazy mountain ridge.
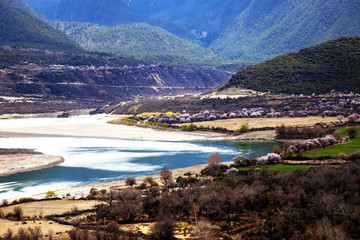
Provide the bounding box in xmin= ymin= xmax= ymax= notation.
xmin=122 ymin=0 xmax=250 ymax=46
xmin=219 ymin=36 xmax=360 ymax=95
xmin=25 ymin=0 xmax=360 ymax=62
xmin=24 ymin=0 xmax=195 ymax=41
xmin=211 ymin=0 xmax=360 ymax=61
xmin=52 ymin=21 xmax=219 ymax=66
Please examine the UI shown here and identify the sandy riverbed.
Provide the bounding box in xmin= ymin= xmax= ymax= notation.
xmin=0 ymin=114 xmax=242 ymax=142
xmin=0 ymin=154 xmax=64 ymax=176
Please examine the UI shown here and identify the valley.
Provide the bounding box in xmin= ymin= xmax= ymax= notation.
xmin=0 ymin=0 xmax=360 ymax=239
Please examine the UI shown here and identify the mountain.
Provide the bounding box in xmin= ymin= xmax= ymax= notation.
xmin=52 ymin=21 xmax=218 ymax=65
xmin=123 ymin=0 xmax=250 ymax=46
xmin=211 ymin=0 xmax=360 ymax=61
xmin=30 ymin=0 xmax=139 ymax=25
xmin=24 ymin=0 xmax=194 ymax=40
xmin=25 ymin=0 xmax=360 ymax=63
xmin=0 ymin=58 xmax=230 ymax=114
xmin=3 ymin=0 xmax=43 ymax=19
xmin=0 ymin=0 xmax=80 ymax=51
xmin=218 ymin=36 xmax=360 ymax=95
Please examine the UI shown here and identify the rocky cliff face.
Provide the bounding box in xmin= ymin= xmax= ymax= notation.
xmin=0 ymin=63 xmax=230 ymax=114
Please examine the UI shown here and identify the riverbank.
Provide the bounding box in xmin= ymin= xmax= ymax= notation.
xmin=33 ymin=161 xmax=234 ymax=200
xmin=0 ymin=154 xmax=64 ymax=176
xmin=0 ymin=114 xmax=275 ymax=142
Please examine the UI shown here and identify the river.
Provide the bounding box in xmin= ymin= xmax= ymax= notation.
xmin=0 ymin=117 xmax=278 ymax=200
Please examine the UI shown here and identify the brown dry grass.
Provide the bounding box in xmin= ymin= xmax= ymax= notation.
xmin=0 ymin=219 xmax=72 ymax=239
xmin=176 ymin=116 xmax=339 ymax=131
xmin=1 ymin=200 xmax=100 ymax=218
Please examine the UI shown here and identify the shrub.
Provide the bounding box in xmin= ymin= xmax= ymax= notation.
xmin=150 ymin=217 xmax=177 ymax=240
xmin=338 ymin=153 xmax=348 ymax=160
xmin=89 ymin=188 xmax=98 ymax=197
xmin=348 ymin=152 xmax=360 ymax=161
xmin=45 ymin=190 xmax=58 ymax=199
xmin=272 ymin=145 xmax=282 ymax=154
xmin=226 ymin=167 xmax=239 ymax=174
xmin=125 ymin=177 xmax=136 ymax=186
xmin=233 ymin=155 xmax=250 ymax=167
xmin=336 ymin=115 xmax=345 ymax=122
xmin=256 ymin=153 xmax=282 ymax=165
xmin=235 ymin=123 xmax=250 ymax=134
xmin=347 ymin=127 xmax=358 ymax=139
xmin=2 ymin=199 xmax=9 ymax=206
xmin=182 ymin=123 xmax=197 ymax=131
xmin=19 ymin=197 xmax=35 ymax=203
xmin=28 ymin=226 xmax=43 ymax=240
xmin=348 ymin=113 xmax=360 ymax=122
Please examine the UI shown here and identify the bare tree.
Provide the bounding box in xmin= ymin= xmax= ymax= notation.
xmin=13 ymin=206 xmax=23 ymax=221
xmin=208 ymin=152 xmax=221 ymax=166
xmin=160 ymin=167 xmax=172 ymax=188
xmin=112 ymin=200 xmax=142 ymax=221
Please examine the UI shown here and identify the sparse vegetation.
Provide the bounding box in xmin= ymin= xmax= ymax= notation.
xmin=45 ymin=191 xmax=58 ymax=199
xmin=125 ymin=177 xmax=136 ymax=187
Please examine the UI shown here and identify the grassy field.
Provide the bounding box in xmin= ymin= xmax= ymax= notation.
xmin=239 ymin=164 xmax=340 ymax=171
xmin=303 ymin=126 xmax=360 ymax=157
xmin=0 ymin=219 xmax=72 ymax=239
xmin=0 ymin=200 xmax=101 ymax=239
xmin=175 ymin=116 xmax=339 ymax=131
xmin=1 ymin=200 xmax=100 ymax=217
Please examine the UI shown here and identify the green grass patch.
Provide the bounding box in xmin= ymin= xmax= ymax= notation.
xmin=303 ymin=126 xmax=360 ymax=157
xmin=303 ymin=139 xmax=360 ymax=157
xmin=239 ymin=164 xmax=340 ymax=172
xmin=336 ymin=126 xmax=360 ymax=138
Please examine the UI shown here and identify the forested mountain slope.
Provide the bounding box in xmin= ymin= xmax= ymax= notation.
xmin=3 ymin=0 xmax=43 ymax=19
xmin=0 ymin=0 xmax=80 ymax=51
xmin=123 ymin=0 xmax=250 ymax=46
xmin=52 ymin=21 xmax=218 ymax=65
xmin=25 ymin=0 xmax=360 ymax=62
xmin=219 ymin=37 xmax=360 ymax=95
xmin=24 ymin=0 xmax=193 ymax=40
xmin=211 ymin=0 xmax=360 ymax=61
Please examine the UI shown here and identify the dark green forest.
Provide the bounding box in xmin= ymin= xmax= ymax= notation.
xmin=220 ymin=36 xmax=360 ymax=94
xmin=0 ymin=0 xmax=81 ymax=51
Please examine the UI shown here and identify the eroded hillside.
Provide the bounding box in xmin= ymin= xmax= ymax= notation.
xmin=0 ymin=62 xmax=230 ymax=114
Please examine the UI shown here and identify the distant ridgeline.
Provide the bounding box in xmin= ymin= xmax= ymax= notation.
xmin=25 ymin=0 xmax=360 ymax=63
xmin=219 ymin=37 xmax=360 ymax=95
xmin=0 ymin=0 xmax=80 ymax=51
xmin=52 ymin=21 xmax=219 ymax=66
